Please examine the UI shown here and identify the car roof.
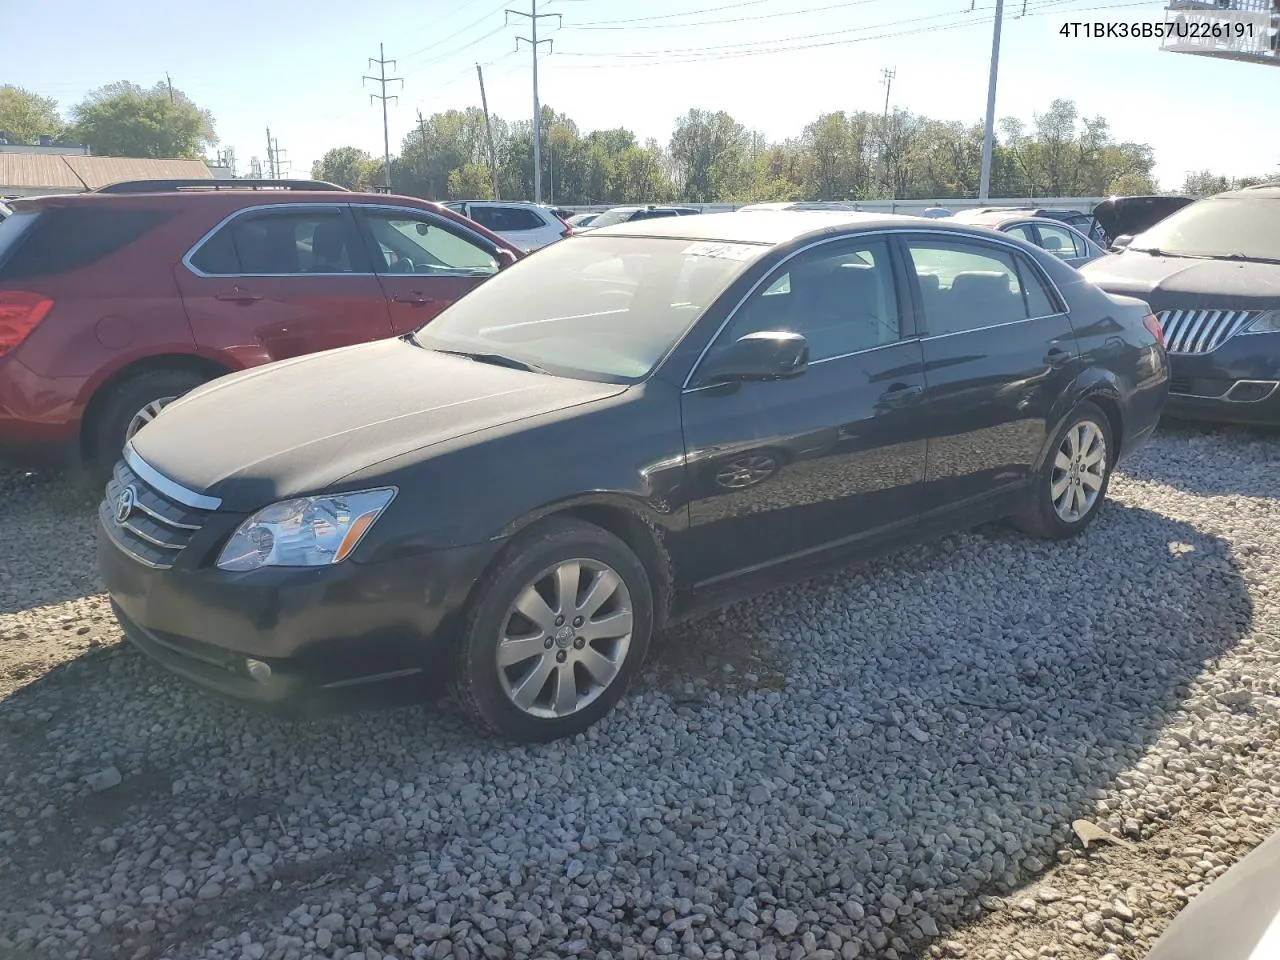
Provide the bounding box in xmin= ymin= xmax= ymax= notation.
xmin=951 ymin=210 xmax=1087 ymax=230
xmin=584 ymin=210 xmax=996 ymax=245
xmin=1219 ymin=184 xmax=1280 ymax=199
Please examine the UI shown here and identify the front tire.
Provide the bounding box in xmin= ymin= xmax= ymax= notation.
xmin=1012 ymin=401 xmax=1114 ymax=540
xmin=88 ymin=370 xmax=209 ymax=480
xmin=452 ymin=518 xmax=653 ymax=742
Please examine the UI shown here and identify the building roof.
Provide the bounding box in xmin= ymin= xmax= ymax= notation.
xmin=0 ymin=154 xmax=212 ymax=191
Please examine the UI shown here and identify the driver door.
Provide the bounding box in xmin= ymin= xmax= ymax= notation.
xmin=351 ymin=206 xmax=503 ymax=334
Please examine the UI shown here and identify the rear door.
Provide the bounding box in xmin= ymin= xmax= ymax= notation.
xmin=901 ymin=232 xmax=1080 ymax=507
xmin=177 ymin=204 xmax=392 ymax=365
xmin=350 ymin=205 xmax=502 ymax=335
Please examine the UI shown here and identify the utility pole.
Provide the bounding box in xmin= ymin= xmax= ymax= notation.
xmin=476 ymin=63 xmax=501 ymax=200
xmin=416 ymin=108 xmax=431 ymax=196
xmin=880 ymin=67 xmax=896 ymax=200
xmin=265 ymin=128 xmax=275 ymax=179
xmin=507 ymin=0 xmax=561 ymax=202
xmin=364 ymin=43 xmax=403 ymax=191
xmin=978 ymin=0 xmax=1005 ymax=202
xmin=166 ymin=73 xmax=175 ymax=104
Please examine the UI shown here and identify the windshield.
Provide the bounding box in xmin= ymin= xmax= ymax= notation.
xmin=587 ymin=209 xmax=637 ymax=229
xmin=1130 ymin=197 xmax=1280 ymax=261
xmin=411 ymin=235 xmax=765 ymax=381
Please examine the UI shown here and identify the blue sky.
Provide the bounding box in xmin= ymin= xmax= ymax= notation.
xmin=8 ymin=0 xmax=1277 ymax=191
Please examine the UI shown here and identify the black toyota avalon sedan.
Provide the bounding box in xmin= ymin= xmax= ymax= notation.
xmin=1081 ymin=184 xmax=1280 ymax=424
xmin=98 ymin=211 xmax=1167 ymax=742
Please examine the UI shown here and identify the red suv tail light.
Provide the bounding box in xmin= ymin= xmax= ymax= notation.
xmin=1142 ymin=313 xmax=1166 ymax=348
xmin=0 ymin=291 xmax=54 ymax=356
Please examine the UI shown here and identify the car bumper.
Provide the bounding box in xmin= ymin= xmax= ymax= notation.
xmin=97 ymin=519 xmax=499 ymax=716
xmin=0 ymin=358 xmax=85 ymax=467
xmin=1165 ymin=333 xmax=1280 ymax=425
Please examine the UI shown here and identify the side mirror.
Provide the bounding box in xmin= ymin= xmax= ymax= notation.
xmin=496 ymin=248 xmax=518 ymax=268
xmin=701 ymin=331 xmax=809 ymax=384
xmin=1110 ymin=234 xmax=1134 ymax=251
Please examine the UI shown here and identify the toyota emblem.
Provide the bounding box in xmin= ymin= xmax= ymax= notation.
xmin=115 ymin=485 xmax=137 ymax=525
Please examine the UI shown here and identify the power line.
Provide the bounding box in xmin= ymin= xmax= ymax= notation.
xmin=364 ymin=43 xmax=404 ymax=190
xmin=400 ymin=24 xmax=510 ymax=78
xmin=507 ymin=0 xmax=562 ymax=203
xmin=552 ymin=0 xmax=1154 ymax=66
xmin=567 ymin=0 xmax=885 ymax=31
xmin=564 ymin=0 xmax=775 ymax=27
xmin=400 ymin=1 xmax=511 ymax=62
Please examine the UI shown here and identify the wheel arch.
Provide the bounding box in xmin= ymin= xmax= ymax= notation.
xmin=79 ymin=353 xmax=235 ymax=461
xmin=1035 ymin=373 xmax=1124 ymax=475
xmin=486 ymin=494 xmax=678 ymax=629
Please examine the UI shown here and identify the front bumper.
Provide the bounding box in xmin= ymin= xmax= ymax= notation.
xmin=97 ymin=519 xmax=499 ymax=716
xmin=1165 ymin=331 xmax=1280 ymax=425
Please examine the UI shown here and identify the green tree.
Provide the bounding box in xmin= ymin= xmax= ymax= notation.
xmin=669 ymin=109 xmax=750 ymax=202
xmin=0 ymin=85 xmax=63 ymax=144
xmin=312 ymin=147 xmax=381 ymax=190
xmin=1183 ymin=170 xmax=1231 ymax=195
xmin=69 ymin=81 xmax=216 ymax=158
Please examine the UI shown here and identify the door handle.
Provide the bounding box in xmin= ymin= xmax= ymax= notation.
xmin=1044 ymin=346 xmax=1070 ymax=367
xmin=215 ymin=290 xmax=263 ymax=303
xmin=878 ymin=383 xmax=923 ymax=407
xmin=392 ymin=294 xmax=434 ymax=306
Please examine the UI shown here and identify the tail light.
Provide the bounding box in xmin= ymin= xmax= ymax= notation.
xmin=556 ymin=216 xmax=574 ymax=238
xmin=0 ymin=291 xmax=54 ymax=356
xmin=1142 ymin=313 xmax=1166 ymax=348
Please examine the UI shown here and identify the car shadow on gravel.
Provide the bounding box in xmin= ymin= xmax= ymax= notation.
xmin=1122 ymin=419 xmax=1280 ymax=499
xmin=0 ymin=467 xmax=102 ymax=614
xmin=0 ymin=500 xmax=1253 ymax=959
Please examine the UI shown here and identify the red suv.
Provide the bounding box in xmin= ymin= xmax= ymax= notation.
xmin=0 ymin=179 xmax=522 ymax=475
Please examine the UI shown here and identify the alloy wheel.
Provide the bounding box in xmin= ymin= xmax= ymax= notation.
xmin=496 ymin=558 xmax=634 ymax=719
xmin=715 ymin=454 xmax=779 ymax=490
xmin=1050 ymin=419 xmax=1107 ymax=523
xmin=125 ymin=397 xmax=178 ymax=441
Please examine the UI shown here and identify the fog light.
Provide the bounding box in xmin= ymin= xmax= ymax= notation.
xmin=1225 ymin=380 xmax=1278 ymax=403
xmin=246 ymin=659 xmax=272 ymax=683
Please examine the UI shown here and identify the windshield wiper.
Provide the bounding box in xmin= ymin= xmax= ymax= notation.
xmin=433 ymin=348 xmax=549 ymax=374
xmin=1217 ymin=253 xmax=1280 ymax=265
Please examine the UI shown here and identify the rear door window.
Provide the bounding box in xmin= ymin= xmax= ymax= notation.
xmin=469 ymin=205 xmax=546 ymax=232
xmin=189 ymin=207 xmax=364 ymax=276
xmin=905 ymin=239 xmax=1033 ymax=336
xmin=0 ymin=207 xmax=170 ymax=280
xmin=1034 ymin=223 xmax=1083 ymax=260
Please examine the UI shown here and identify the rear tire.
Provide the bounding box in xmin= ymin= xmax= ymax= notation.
xmin=1012 ymin=401 xmax=1114 ymax=540
xmin=88 ymin=369 xmax=209 ymax=481
xmin=452 ymin=518 xmax=653 ymax=742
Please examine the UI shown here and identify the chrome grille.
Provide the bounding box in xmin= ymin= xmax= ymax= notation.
xmin=1156 ymin=308 xmax=1259 ymax=354
xmin=100 ymin=459 xmax=212 ymax=569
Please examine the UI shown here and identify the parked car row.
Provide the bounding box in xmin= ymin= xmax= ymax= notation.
xmin=3 ymin=174 xmax=1275 ymax=743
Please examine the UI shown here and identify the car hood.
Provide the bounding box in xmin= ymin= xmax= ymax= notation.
xmin=1143 ymin=828 xmax=1280 ymax=960
xmin=1092 ymin=195 xmax=1196 ymax=240
xmin=1079 ymin=253 xmax=1280 ymax=313
xmin=129 ymin=338 xmax=627 ymax=510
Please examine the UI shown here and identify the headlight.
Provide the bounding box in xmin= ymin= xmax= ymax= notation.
xmin=1242 ymin=311 xmax=1280 ymax=335
xmin=216 ymin=487 xmax=396 ymax=571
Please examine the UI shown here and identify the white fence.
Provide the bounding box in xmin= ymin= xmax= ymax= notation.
xmin=561 ymin=197 xmax=1107 ymax=215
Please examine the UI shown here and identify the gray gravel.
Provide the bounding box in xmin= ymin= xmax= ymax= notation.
xmin=2 ymin=421 xmax=1279 ymax=960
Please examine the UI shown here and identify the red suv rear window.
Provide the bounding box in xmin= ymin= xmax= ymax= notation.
xmin=0 ymin=207 xmax=172 ymax=281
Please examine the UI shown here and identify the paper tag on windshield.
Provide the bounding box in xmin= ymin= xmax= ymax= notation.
xmin=681 ymin=241 xmax=758 ymax=261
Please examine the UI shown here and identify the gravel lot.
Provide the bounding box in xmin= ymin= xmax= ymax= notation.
xmin=2 ymin=423 xmax=1279 ymax=960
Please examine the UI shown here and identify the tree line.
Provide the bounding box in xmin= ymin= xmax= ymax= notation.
xmin=3 ymin=83 xmax=1273 ymax=201
xmin=314 ymin=98 xmax=1180 ymax=205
